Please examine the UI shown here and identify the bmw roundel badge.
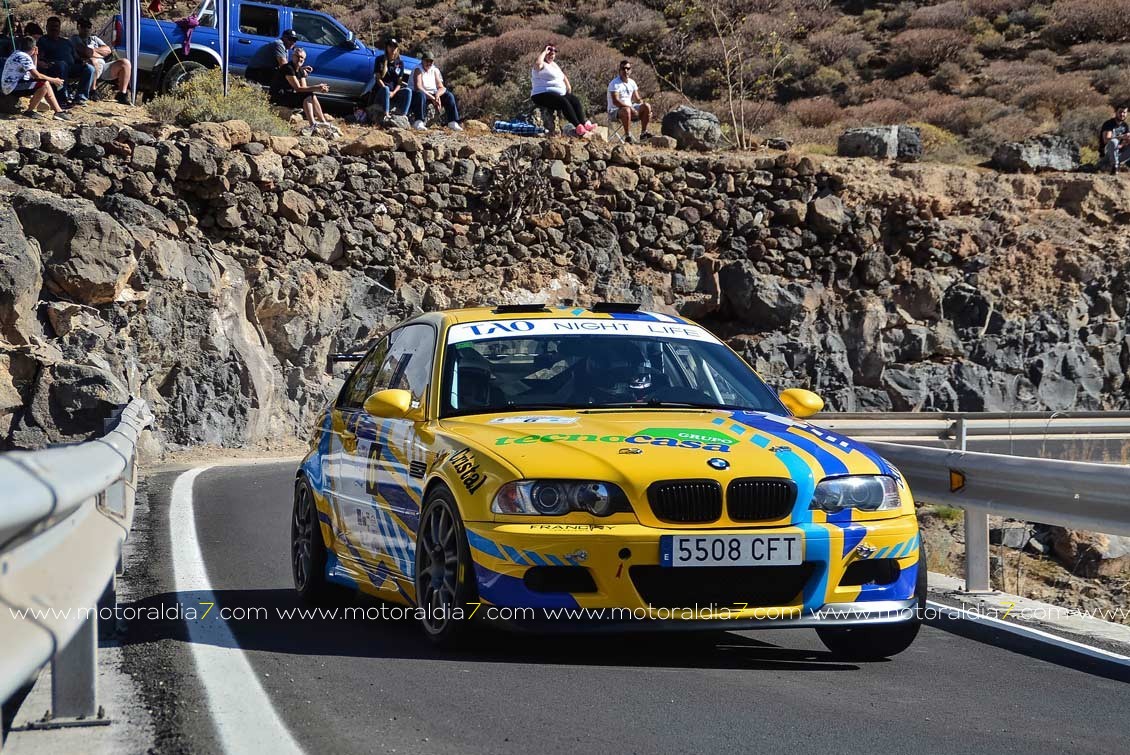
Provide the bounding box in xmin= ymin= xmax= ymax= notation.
xmin=707 ymin=457 xmax=729 ymax=471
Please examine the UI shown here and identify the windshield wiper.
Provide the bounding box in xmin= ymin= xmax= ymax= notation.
xmin=586 ymin=401 xmax=724 ymax=410
xmin=442 ymin=402 xmax=588 ymax=419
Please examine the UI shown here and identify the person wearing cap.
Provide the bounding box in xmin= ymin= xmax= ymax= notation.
xmin=245 ymin=28 xmax=305 ymax=86
xmin=409 ymin=51 xmax=461 ymax=131
xmin=36 ymin=16 xmax=94 ymax=105
xmin=530 ymin=42 xmax=593 ymax=137
xmin=72 ymin=17 xmax=133 ymax=104
xmin=369 ymin=37 xmax=411 ymax=121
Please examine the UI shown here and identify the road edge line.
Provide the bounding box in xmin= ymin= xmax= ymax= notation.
xmin=169 ymin=466 xmax=305 ymax=755
xmin=925 ymin=599 xmax=1130 ymax=669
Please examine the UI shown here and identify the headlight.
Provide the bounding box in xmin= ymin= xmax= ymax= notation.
xmin=492 ymin=480 xmax=630 ymax=516
xmin=809 ymin=475 xmax=901 ymax=513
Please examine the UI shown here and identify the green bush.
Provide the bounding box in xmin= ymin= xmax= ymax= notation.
xmin=147 ymin=69 xmax=290 ymax=135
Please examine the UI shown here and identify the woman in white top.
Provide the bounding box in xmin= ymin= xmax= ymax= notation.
xmin=530 ymin=43 xmax=593 ymax=136
xmin=410 ymin=51 xmax=462 ymax=131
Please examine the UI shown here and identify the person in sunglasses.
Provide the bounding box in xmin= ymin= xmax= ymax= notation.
xmin=530 ymin=43 xmax=594 ymax=137
xmin=607 ymin=59 xmax=651 ymax=143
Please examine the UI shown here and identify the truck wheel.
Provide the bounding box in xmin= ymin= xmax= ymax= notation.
xmin=161 ymin=60 xmax=206 ymax=92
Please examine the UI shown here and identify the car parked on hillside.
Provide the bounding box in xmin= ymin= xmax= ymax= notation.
xmin=292 ymin=303 xmax=926 ymax=659
xmin=113 ymin=0 xmax=418 ymax=99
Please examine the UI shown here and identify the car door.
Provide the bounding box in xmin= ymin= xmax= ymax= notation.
xmin=229 ymin=3 xmax=281 ymax=76
xmin=289 ymin=9 xmax=371 ymax=99
xmin=329 ymin=335 xmax=388 ymax=559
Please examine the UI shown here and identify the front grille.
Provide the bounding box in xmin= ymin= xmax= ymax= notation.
xmin=840 ymin=559 xmax=901 ymax=586
xmin=629 ymin=564 xmax=816 ymax=609
xmin=727 ymin=478 xmax=797 ymax=521
xmin=523 ymin=566 xmax=598 ymax=593
xmin=647 ymin=480 xmax=722 ymax=523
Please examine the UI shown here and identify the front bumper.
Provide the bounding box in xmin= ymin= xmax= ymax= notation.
xmin=464 ymin=518 xmax=921 ymax=625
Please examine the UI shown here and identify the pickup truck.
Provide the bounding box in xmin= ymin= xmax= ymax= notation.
xmin=114 ymin=0 xmax=418 ymax=103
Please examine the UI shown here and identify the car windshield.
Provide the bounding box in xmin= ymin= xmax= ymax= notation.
xmin=440 ymin=318 xmax=787 ymax=418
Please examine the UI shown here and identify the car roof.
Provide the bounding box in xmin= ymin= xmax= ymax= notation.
xmin=437 ymin=306 xmax=694 ymax=326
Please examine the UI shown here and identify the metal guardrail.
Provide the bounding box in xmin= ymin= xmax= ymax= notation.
xmin=813 ymin=413 xmax=1130 ymax=593
xmin=0 ymin=399 xmax=151 ymax=735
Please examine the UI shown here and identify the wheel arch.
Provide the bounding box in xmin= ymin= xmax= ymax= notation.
xmin=155 ymin=46 xmax=221 ymax=78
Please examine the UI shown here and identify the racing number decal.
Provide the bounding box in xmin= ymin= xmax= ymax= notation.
xmin=365 ymin=442 xmax=383 ymax=497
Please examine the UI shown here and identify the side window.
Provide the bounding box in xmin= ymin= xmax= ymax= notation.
xmin=291 ymin=12 xmax=348 ymax=46
xmin=238 ymin=5 xmax=279 ymax=37
xmin=338 ymin=337 xmax=389 ymax=410
xmin=371 ymin=325 xmax=436 ymax=406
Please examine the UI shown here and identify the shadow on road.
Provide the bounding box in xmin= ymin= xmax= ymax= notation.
xmin=116 ymin=588 xmax=862 ymax=672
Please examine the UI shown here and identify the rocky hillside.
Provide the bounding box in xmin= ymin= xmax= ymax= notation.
xmin=0 ymin=119 xmax=1128 ymax=452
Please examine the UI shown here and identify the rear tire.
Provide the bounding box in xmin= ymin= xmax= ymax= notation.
xmin=160 ymin=60 xmax=206 ymax=92
xmin=816 ymin=539 xmax=927 ymax=661
xmin=415 ymin=486 xmax=479 ymax=647
xmin=291 ymin=477 xmax=346 ymax=605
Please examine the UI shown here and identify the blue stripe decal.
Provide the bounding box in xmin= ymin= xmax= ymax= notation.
xmin=545 ymin=554 xmax=565 ymax=566
xmin=729 ymin=411 xmax=851 ymax=477
xmin=875 ymin=546 xmax=890 ymax=560
xmin=606 ymin=311 xmax=659 ymax=322
xmin=751 ymin=434 xmax=772 ymax=448
xmin=800 ymin=523 xmax=830 ymax=613
xmin=772 ymin=447 xmax=817 ymax=521
xmin=501 ymin=544 xmax=528 ymax=565
xmin=839 ymin=523 xmax=867 ymax=557
xmin=525 ymin=551 xmax=547 ymax=566
xmin=466 ymin=530 xmax=506 ymax=560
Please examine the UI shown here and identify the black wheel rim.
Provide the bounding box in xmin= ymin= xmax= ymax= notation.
xmin=293 ymin=486 xmax=313 ymax=590
xmin=417 ymin=503 xmax=459 ymax=634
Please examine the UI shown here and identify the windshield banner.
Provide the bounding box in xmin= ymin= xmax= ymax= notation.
xmin=447 ymin=318 xmax=722 ymax=345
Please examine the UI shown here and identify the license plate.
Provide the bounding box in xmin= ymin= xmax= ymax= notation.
xmin=660 ymin=534 xmax=803 ymax=567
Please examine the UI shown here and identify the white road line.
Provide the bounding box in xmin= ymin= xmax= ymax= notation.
xmin=926 ymin=599 xmax=1130 ymax=669
xmin=170 ymin=466 xmax=305 ymax=755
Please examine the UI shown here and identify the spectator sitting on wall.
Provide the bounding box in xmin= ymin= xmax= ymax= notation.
xmin=72 ymin=17 xmax=132 ymax=104
xmin=246 ymin=28 xmax=302 ymax=86
xmin=367 ymin=37 xmax=411 ymax=121
xmin=607 ymin=59 xmax=651 ymax=144
xmin=531 ymin=43 xmax=594 ymax=137
xmin=270 ymin=46 xmax=336 ymax=135
xmin=37 ymin=16 xmax=94 ymax=105
xmin=1101 ymin=104 xmax=1130 ymax=175
xmin=410 ymin=51 xmax=461 ymax=131
xmin=2 ymin=36 xmax=71 ymax=120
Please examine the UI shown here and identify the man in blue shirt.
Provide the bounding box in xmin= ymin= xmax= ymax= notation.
xmin=245 ymin=28 xmax=302 ymax=86
xmin=36 ymin=16 xmax=94 ymax=105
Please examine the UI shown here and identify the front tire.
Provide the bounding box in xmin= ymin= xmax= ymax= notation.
xmin=816 ymin=540 xmax=927 ymax=661
xmin=415 ymin=486 xmax=478 ymax=646
xmin=160 ymin=60 xmax=207 ymax=92
xmin=291 ymin=478 xmax=345 ymax=604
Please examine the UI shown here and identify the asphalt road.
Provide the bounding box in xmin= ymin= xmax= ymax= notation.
xmin=123 ymin=462 xmax=1130 ymax=754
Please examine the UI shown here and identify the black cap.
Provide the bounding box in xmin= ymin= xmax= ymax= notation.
xmin=386 ymin=37 xmax=399 ymax=47
xmin=281 ymin=29 xmax=298 ymax=40
xmin=77 ymin=17 xmax=93 ymax=28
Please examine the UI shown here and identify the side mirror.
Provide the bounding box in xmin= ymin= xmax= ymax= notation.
xmin=779 ymin=388 xmax=824 ymax=418
xmin=342 ymin=32 xmax=359 ymax=49
xmin=364 ymin=388 xmax=413 ymax=419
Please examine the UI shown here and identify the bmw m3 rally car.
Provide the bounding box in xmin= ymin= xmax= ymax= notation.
xmin=293 ymin=303 xmax=925 ymax=658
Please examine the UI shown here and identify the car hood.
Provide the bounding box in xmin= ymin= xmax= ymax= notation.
xmin=438 ymin=409 xmax=893 ymax=489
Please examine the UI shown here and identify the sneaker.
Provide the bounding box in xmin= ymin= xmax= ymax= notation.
xmin=640 ymin=130 xmax=652 ymax=140
xmin=115 ymin=92 xmax=131 ymax=105
xmin=1113 ymin=164 xmax=1120 ymax=175
xmin=413 ymin=120 xmax=427 ymax=130
xmin=624 ymin=134 xmax=635 ymax=144
xmin=574 ymin=123 xmax=589 ymax=135
xmin=22 ymin=109 xmax=46 ymax=120
xmin=71 ymin=95 xmax=88 ymax=107
xmin=448 ymin=121 xmax=463 ymax=131
xmin=52 ymin=111 xmax=74 ymax=121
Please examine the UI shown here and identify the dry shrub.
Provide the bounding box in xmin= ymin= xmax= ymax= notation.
xmin=1091 ymin=65 xmax=1124 ymax=93
xmin=968 ymin=110 xmax=1041 ymax=152
xmin=981 ymin=59 xmax=1056 ymax=88
xmin=1047 ymin=0 xmax=1130 ymax=44
xmin=968 ymin=0 xmax=1037 ymax=16
xmin=930 ymin=61 xmax=968 ymax=92
xmin=846 ymin=97 xmax=916 ymax=124
xmin=1014 ymin=73 xmax=1106 ymax=116
xmin=919 ymin=94 xmax=1011 ymax=134
xmin=805 ymin=30 xmax=871 ymax=66
xmin=1057 ymin=104 xmax=1114 ymax=147
xmin=787 ymin=97 xmax=844 ymax=127
xmin=593 ymin=1 xmax=668 ymax=40
xmin=147 ymin=68 xmax=289 ymax=135
xmin=1069 ymin=41 xmax=1130 ymax=68
xmin=892 ymin=28 xmax=972 ymax=71
xmin=495 ymin=14 xmax=568 ymax=35
xmin=907 ymin=1 xmax=970 ymax=29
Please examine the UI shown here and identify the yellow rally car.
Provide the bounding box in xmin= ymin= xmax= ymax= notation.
xmin=293 ymin=303 xmax=925 ymax=658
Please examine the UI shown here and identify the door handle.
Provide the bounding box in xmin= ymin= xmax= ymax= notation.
xmin=237 ymin=38 xmax=252 ymax=44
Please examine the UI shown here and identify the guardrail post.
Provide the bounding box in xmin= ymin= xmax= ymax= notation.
xmin=956 ymin=417 xmax=992 ymax=593
xmin=50 ymin=606 xmax=98 ymax=719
